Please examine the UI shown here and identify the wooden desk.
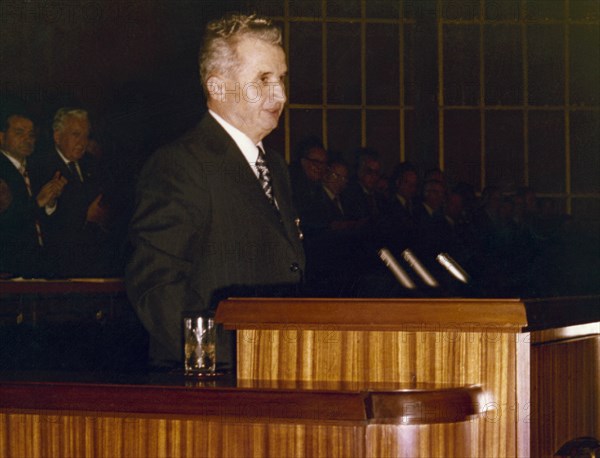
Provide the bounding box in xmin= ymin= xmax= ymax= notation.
xmin=216 ymin=296 xmax=600 ymax=457
xmin=0 ymin=372 xmax=481 ymax=457
xmin=0 ymin=296 xmax=597 ymax=457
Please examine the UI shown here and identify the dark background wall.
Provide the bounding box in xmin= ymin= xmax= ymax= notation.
xmin=1 ymin=0 xmax=599 ymax=290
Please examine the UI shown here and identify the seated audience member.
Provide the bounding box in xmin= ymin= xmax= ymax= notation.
xmin=412 ymin=179 xmax=452 ymax=261
xmin=376 ymin=161 xmax=419 ymax=253
xmin=33 ymin=108 xmax=116 ymax=277
xmin=302 ymin=160 xmax=371 ymax=296
xmin=423 ymin=167 xmax=445 ymax=184
xmin=344 ymin=148 xmax=387 ymax=220
xmin=289 ymin=136 xmax=328 ymax=217
xmin=0 ymin=112 xmax=67 ymax=277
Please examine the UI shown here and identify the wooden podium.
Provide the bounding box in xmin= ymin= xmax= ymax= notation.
xmin=1 ymin=296 xmax=598 ymax=457
xmin=216 ymin=296 xmax=600 ymax=457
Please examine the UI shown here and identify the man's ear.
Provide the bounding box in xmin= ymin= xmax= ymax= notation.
xmin=206 ymin=76 xmax=223 ymax=102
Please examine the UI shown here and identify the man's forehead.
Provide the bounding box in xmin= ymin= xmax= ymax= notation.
xmin=9 ymin=116 xmax=33 ymax=128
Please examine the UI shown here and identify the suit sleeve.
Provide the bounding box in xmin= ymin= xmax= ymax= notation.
xmin=125 ymin=147 xmax=209 ymax=362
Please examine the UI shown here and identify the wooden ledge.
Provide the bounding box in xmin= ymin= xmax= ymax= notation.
xmin=0 ymin=377 xmax=482 ymax=425
xmin=216 ymin=297 xmax=527 ymax=332
xmin=0 ymin=278 xmax=125 ymax=295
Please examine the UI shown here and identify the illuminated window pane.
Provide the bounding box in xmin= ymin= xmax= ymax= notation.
xmin=366 ymin=110 xmax=400 ymax=173
xmin=327 ymin=109 xmax=361 ymax=158
xmin=484 ymin=1 xmax=520 ymax=21
xmin=529 ymin=111 xmax=565 ymax=193
xmin=441 ymin=0 xmax=481 ymax=21
xmin=404 ymin=24 xmax=418 ymax=106
xmin=485 ymin=25 xmax=523 ymax=105
xmin=443 ymin=25 xmax=480 ymax=106
xmin=570 ymin=26 xmax=600 ymax=105
xmin=527 ymin=25 xmax=564 ymax=105
xmin=251 ymin=0 xmax=284 ymax=17
xmin=525 ymin=0 xmax=564 ymax=21
xmin=327 ymin=0 xmax=360 ymax=18
xmin=444 ymin=110 xmax=481 ymax=190
xmin=569 ymin=1 xmax=600 ymax=20
xmin=327 ymin=23 xmax=361 ymax=104
xmin=289 ymin=22 xmax=322 ymax=104
xmin=366 ymin=0 xmax=400 ymax=19
xmin=290 ymin=109 xmax=323 ymax=160
xmin=366 ymin=24 xmax=399 ymax=105
xmin=290 ymin=1 xmax=321 ymax=17
xmin=404 ymin=110 xmax=416 ymax=165
xmin=264 ymin=111 xmax=285 ymax=154
xmin=571 ymin=111 xmax=600 ymax=193
xmin=485 ymin=110 xmax=524 ymax=190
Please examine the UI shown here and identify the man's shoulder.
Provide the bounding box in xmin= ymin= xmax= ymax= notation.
xmin=152 ymin=114 xmax=230 ymax=161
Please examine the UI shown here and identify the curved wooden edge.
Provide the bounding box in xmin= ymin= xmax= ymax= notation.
xmin=215 ymin=297 xmax=527 ymax=332
xmin=0 ymin=380 xmax=483 ymax=426
xmin=367 ymin=386 xmax=483 ymax=425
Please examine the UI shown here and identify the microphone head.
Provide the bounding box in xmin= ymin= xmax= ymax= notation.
xmin=401 ymin=248 xmax=439 ymax=288
xmin=436 ymin=253 xmax=471 ymax=284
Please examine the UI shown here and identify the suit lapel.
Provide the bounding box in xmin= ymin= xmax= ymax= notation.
xmin=190 ymin=114 xmax=298 ymax=245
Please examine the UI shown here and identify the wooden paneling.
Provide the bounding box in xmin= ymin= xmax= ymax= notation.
xmin=366 ymin=423 xmax=475 ymax=458
xmin=237 ymin=329 xmax=517 ymax=458
xmin=0 ymin=413 xmax=366 ymax=458
xmin=531 ymin=335 xmax=600 ymax=457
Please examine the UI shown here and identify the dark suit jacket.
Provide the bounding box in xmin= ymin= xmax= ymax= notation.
xmin=0 ymin=153 xmax=45 ymax=277
xmin=125 ymin=113 xmax=305 ymax=365
xmin=343 ymin=181 xmax=386 ymax=220
xmin=33 ymin=151 xmax=113 ymax=277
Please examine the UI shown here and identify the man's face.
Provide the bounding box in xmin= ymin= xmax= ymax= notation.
xmin=397 ymin=170 xmax=418 ymax=200
xmin=323 ymin=163 xmax=349 ymax=197
xmin=0 ymin=116 xmax=35 ymax=162
xmin=210 ymin=38 xmax=287 ymax=144
xmin=300 ymin=147 xmax=328 ymax=182
xmin=359 ymin=158 xmax=381 ymax=191
xmin=424 ymin=182 xmax=446 ymax=210
xmin=54 ymin=116 xmax=90 ymax=162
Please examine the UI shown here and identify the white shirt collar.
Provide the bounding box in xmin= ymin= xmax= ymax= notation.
xmin=209 ymin=110 xmax=263 ymax=177
xmin=1 ymin=150 xmax=24 ymax=171
xmin=395 ymin=194 xmax=407 ymax=207
xmin=323 ymin=185 xmax=336 ymax=201
xmin=55 ymin=147 xmax=72 ymax=165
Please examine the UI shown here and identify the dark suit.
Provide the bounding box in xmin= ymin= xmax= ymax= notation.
xmin=376 ymin=195 xmax=417 ymax=255
xmin=125 ymin=113 xmax=305 ymax=366
xmin=343 ymin=181 xmax=386 ymax=220
xmin=0 ymin=153 xmax=45 ymax=277
xmin=33 ymin=151 xmax=114 ymax=277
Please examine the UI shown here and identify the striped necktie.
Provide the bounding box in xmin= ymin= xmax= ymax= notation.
xmin=255 ymin=146 xmax=276 ymax=208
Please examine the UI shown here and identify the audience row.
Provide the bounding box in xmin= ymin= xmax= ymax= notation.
xmin=289 ymin=137 xmax=590 ymax=298
xmin=1 ymin=111 xmax=596 ymax=297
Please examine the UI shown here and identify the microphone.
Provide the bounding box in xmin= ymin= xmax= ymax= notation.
xmin=378 ymin=248 xmax=417 ymax=290
xmin=401 ymin=248 xmax=440 ymax=288
xmin=436 ymin=252 xmax=471 ymax=284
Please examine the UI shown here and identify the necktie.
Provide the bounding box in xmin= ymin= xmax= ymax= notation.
xmin=67 ymin=161 xmax=82 ymax=182
xmin=19 ymin=165 xmax=44 ymax=246
xmin=255 ymin=146 xmax=276 ymax=208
